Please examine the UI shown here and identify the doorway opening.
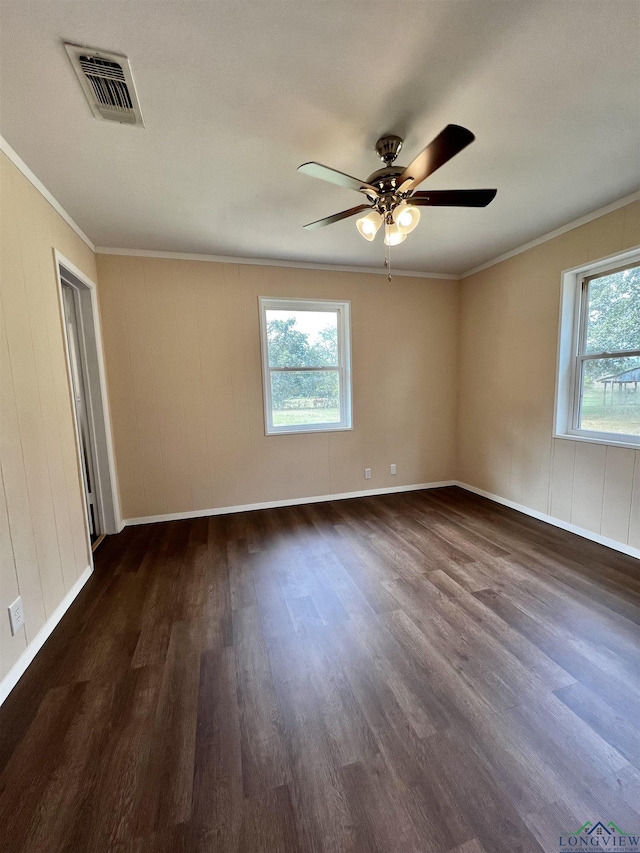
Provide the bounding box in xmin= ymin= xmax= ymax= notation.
xmin=62 ymin=283 xmax=101 ymax=543
xmin=55 ymin=252 xmax=120 ymax=542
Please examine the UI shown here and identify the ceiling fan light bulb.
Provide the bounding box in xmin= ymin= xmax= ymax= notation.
xmin=393 ymin=203 xmax=420 ymax=234
xmin=356 ymin=210 xmax=382 ymax=241
xmin=384 ymin=222 xmax=407 ymax=246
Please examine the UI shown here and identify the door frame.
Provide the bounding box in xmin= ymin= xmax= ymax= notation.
xmin=54 ymin=250 xmax=121 ymax=536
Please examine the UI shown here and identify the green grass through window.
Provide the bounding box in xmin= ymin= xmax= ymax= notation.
xmin=272 ymin=407 xmax=341 ymax=427
xmin=581 ymin=386 xmax=640 ymax=436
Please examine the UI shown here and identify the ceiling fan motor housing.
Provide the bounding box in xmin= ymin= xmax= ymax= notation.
xmin=365 ymin=165 xmax=411 ymax=216
xmin=366 ymin=165 xmax=405 ymax=190
xmin=370 ymin=137 xmax=408 ymax=205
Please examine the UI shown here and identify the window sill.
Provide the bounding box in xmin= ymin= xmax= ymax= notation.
xmin=266 ymin=425 xmax=353 ymax=437
xmin=553 ymin=431 xmax=640 ymax=452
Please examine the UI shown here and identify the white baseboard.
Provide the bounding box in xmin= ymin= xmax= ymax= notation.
xmin=0 ymin=565 xmax=93 ymax=707
xmin=123 ymin=481 xmax=457 ymax=526
xmin=124 ymin=481 xmax=640 ymax=560
xmin=455 ymin=481 xmax=640 ymax=561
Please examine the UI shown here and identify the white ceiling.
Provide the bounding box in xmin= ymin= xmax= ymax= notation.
xmin=1 ymin=1 xmax=639 ymax=274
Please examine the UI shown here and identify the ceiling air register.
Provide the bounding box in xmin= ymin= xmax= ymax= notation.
xmin=64 ymin=43 xmax=144 ymax=127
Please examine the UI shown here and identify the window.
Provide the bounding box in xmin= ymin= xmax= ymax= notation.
xmin=259 ymin=297 xmax=352 ymax=435
xmin=556 ymin=250 xmax=640 ymax=448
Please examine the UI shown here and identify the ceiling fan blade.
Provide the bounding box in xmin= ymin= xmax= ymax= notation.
xmin=303 ymin=204 xmax=372 ymax=229
xmin=396 ymin=125 xmax=475 ymax=191
xmin=298 ymin=162 xmax=379 ymax=197
xmin=409 ymin=189 xmax=497 ymax=207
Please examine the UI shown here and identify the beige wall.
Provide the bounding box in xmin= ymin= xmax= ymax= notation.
xmin=457 ymin=200 xmax=640 ymax=550
xmin=96 ymin=255 xmax=459 ymax=521
xmin=2 ymin=141 xmax=637 ymax=689
xmin=0 ymin=151 xmax=97 ymax=683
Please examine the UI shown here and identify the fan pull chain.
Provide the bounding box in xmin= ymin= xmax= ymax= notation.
xmin=383 ymin=223 xmax=392 ymax=282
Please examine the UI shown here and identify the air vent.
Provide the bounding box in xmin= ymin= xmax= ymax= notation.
xmin=65 ymin=43 xmax=144 ymax=127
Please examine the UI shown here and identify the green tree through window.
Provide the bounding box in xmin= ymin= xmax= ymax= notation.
xmin=585 ymin=265 xmax=640 ymax=358
xmin=267 ymin=317 xmax=340 ymax=412
xmin=580 ymin=263 xmax=640 ymax=437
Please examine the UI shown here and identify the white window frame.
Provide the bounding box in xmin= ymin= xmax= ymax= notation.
xmin=259 ymin=297 xmax=352 ymax=435
xmin=554 ymin=246 xmax=640 ymax=450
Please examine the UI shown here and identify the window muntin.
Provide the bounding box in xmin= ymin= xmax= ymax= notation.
xmin=259 ymin=298 xmax=352 ymax=435
xmin=573 ymin=261 xmax=640 ymax=441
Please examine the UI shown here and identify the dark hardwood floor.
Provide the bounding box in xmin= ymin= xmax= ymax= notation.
xmin=1 ymin=486 xmax=639 ymax=853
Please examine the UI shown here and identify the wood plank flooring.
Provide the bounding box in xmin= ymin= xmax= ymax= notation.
xmin=1 ymin=486 xmax=639 ymax=853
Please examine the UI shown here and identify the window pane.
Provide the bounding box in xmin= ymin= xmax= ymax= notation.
xmin=585 ymin=264 xmax=640 ymax=354
xmin=266 ymin=309 xmax=338 ymax=368
xmin=579 ymin=356 xmax=640 ymax=436
xmin=270 ymin=370 xmax=340 ymax=427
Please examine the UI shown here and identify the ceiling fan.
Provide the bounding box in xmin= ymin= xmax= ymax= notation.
xmin=298 ymin=124 xmax=496 ymax=253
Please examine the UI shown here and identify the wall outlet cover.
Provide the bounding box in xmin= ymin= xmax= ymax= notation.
xmin=364 ymin=468 xmax=372 ymax=479
xmin=8 ymin=597 xmax=24 ymax=636
xmin=390 ymin=464 xmax=397 ymax=475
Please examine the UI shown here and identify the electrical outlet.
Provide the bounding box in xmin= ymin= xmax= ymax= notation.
xmin=364 ymin=468 xmax=372 ymax=480
xmin=390 ymin=464 xmax=397 ymax=475
xmin=8 ymin=597 xmax=24 ymax=636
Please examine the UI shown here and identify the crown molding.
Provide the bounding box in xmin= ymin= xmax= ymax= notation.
xmin=94 ymin=246 xmax=459 ymax=280
xmin=0 ymin=134 xmax=451 ymax=277
xmin=0 ymin=135 xmax=95 ymax=252
xmin=461 ymin=190 xmax=640 ymax=278
xmin=3 ymin=130 xmax=636 ymax=281
xmin=71 ymin=187 xmax=640 ymax=281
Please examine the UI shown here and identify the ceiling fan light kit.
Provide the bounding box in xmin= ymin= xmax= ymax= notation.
xmin=298 ymin=124 xmax=497 ymax=279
